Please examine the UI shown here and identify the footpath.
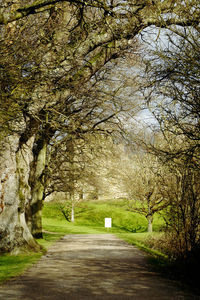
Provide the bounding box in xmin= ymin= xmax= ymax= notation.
xmin=0 ymin=234 xmax=198 ymax=299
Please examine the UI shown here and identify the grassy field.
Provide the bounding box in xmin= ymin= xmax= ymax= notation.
xmin=0 ymin=199 xmax=166 ymax=283
xmin=52 ymin=199 xmax=165 ymax=232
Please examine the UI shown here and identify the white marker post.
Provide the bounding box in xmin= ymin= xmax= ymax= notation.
xmin=105 ymin=218 xmax=112 ymax=231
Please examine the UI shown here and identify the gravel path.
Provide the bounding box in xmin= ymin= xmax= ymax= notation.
xmin=0 ymin=234 xmax=198 ymax=300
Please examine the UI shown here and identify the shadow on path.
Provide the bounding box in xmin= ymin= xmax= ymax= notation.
xmin=0 ymin=234 xmax=199 ymax=299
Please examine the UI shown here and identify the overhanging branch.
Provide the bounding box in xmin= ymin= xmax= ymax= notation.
xmin=0 ymin=0 xmax=111 ymax=25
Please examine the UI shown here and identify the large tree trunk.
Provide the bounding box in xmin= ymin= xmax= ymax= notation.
xmin=0 ymin=134 xmax=40 ymax=253
xmin=29 ymin=140 xmax=47 ymax=239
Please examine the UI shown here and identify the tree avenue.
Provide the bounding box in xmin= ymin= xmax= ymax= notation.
xmin=0 ymin=0 xmax=199 ymax=253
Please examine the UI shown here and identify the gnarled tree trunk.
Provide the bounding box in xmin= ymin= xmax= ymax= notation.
xmin=0 ymin=134 xmax=40 ymax=253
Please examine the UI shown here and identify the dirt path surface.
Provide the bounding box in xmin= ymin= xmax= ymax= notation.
xmin=0 ymin=234 xmax=198 ymax=300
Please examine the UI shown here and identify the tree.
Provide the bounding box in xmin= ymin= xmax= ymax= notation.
xmin=141 ymin=25 xmax=200 ymax=262
xmin=163 ymin=156 xmax=200 ymax=259
xmin=117 ymin=151 xmax=168 ymax=232
xmin=47 ymin=134 xmax=87 ymax=221
xmin=142 ymin=24 xmax=199 ymax=155
xmin=0 ymin=0 xmax=199 ymax=253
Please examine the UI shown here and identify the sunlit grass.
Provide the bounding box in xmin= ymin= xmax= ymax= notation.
xmin=42 ymin=216 xmax=126 ymax=235
xmin=0 ymin=253 xmax=42 ymax=283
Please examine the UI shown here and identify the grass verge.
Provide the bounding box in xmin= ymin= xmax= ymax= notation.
xmin=116 ymin=232 xmax=167 ymax=258
xmin=0 ymin=253 xmax=42 ymax=283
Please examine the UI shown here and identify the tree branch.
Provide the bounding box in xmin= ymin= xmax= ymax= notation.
xmin=0 ymin=0 xmax=111 ymax=25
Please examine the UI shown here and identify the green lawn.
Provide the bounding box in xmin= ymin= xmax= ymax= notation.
xmin=47 ymin=200 xmax=165 ymax=233
xmin=0 ymin=253 xmax=42 ymax=283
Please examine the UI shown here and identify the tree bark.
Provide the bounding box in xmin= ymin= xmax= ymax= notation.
xmin=0 ymin=134 xmax=40 ymax=253
xmin=29 ymin=140 xmax=47 ymax=238
xmin=71 ymin=202 xmax=75 ymax=222
xmin=147 ymin=214 xmax=153 ymax=233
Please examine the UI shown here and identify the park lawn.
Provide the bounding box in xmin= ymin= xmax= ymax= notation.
xmin=42 ymin=213 xmax=128 ymax=235
xmin=74 ymin=200 xmax=165 ymax=233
